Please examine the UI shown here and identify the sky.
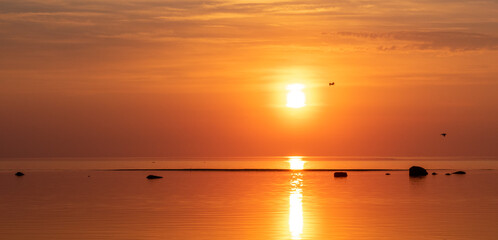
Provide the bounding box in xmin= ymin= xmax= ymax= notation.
xmin=0 ymin=0 xmax=497 ymax=157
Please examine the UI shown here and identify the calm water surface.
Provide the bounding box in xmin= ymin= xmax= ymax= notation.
xmin=0 ymin=157 xmax=497 ymax=239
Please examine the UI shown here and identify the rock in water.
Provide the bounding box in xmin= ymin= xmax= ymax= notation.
xmin=334 ymin=172 xmax=348 ymax=177
xmin=385 ymin=173 xmax=391 ymax=175
xmin=452 ymin=171 xmax=466 ymax=174
xmin=15 ymin=172 xmax=24 ymax=176
xmin=445 ymin=173 xmax=451 ymax=175
xmin=409 ymin=166 xmax=428 ymax=177
xmin=146 ymin=175 xmax=163 ymax=179
xmin=432 ymin=172 xmax=437 ymax=175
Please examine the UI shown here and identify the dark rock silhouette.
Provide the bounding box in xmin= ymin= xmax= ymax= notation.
xmin=441 ymin=133 xmax=447 ymax=137
xmin=452 ymin=171 xmax=466 ymax=174
xmin=445 ymin=173 xmax=451 ymax=175
xmin=432 ymin=172 xmax=437 ymax=175
xmin=334 ymin=172 xmax=347 ymax=177
xmin=409 ymin=166 xmax=428 ymax=177
xmin=385 ymin=173 xmax=391 ymax=175
xmin=146 ymin=175 xmax=163 ymax=179
xmin=15 ymin=172 xmax=24 ymax=176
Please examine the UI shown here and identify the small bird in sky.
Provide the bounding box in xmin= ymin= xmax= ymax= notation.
xmin=329 ymin=82 xmax=335 ymax=86
xmin=441 ymin=133 xmax=447 ymax=137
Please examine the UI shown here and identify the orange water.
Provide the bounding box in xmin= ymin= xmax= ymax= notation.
xmin=1 ymin=156 xmax=497 ymax=170
xmin=0 ymin=159 xmax=497 ymax=240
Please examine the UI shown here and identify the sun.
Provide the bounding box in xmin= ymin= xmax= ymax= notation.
xmin=286 ymin=84 xmax=306 ymax=108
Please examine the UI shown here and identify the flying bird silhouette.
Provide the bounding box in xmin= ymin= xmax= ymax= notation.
xmin=441 ymin=133 xmax=447 ymax=137
xmin=329 ymin=82 xmax=335 ymax=86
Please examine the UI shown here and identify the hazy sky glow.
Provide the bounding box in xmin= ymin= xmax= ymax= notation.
xmin=0 ymin=0 xmax=497 ymax=157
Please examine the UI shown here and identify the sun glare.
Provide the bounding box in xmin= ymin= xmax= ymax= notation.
xmin=289 ymin=172 xmax=304 ymax=239
xmin=289 ymin=156 xmax=305 ymax=170
xmin=286 ymin=84 xmax=306 ymax=108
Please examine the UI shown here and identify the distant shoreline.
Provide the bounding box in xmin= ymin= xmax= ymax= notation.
xmin=110 ymin=168 xmax=411 ymax=172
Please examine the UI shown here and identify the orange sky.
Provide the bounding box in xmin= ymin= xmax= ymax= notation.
xmin=0 ymin=0 xmax=497 ymax=157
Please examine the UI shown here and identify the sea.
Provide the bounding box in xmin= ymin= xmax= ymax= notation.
xmin=0 ymin=156 xmax=497 ymax=239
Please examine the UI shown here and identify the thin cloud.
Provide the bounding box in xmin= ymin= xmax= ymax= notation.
xmin=335 ymin=31 xmax=498 ymax=51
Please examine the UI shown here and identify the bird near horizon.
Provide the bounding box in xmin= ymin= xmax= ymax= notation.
xmin=329 ymin=82 xmax=335 ymax=86
xmin=441 ymin=133 xmax=447 ymax=137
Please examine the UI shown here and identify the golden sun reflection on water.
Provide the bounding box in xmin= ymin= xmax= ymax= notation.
xmin=288 ymin=156 xmax=305 ymax=170
xmin=289 ymin=172 xmax=304 ymax=239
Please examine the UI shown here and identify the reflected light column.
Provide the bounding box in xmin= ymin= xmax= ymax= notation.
xmin=289 ymin=156 xmax=304 ymax=239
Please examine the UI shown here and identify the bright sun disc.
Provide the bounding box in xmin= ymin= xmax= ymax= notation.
xmin=286 ymin=84 xmax=306 ymax=108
